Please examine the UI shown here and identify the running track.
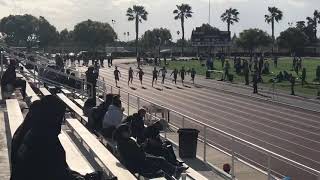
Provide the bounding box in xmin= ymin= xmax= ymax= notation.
xmin=79 ymin=65 xmax=320 ymax=180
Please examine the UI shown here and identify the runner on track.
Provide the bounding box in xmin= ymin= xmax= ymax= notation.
xmin=159 ymin=66 xmax=167 ymax=84
xmin=171 ymin=68 xmax=178 ymax=85
xmin=128 ymin=67 xmax=134 ymax=86
xmin=152 ymin=67 xmax=159 ymax=87
xmin=114 ymin=66 xmax=121 ymax=87
xmin=137 ymin=68 xmax=144 ymax=86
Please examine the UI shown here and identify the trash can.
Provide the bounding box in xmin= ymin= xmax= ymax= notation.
xmin=178 ymin=128 xmax=200 ymax=158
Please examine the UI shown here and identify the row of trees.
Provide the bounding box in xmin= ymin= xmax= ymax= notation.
xmin=0 ymin=15 xmax=117 ymax=49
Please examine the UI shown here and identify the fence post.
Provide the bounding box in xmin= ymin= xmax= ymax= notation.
xmin=231 ymin=137 xmax=236 ymax=180
xmin=137 ymin=97 xmax=140 ymax=110
xmin=267 ymin=153 xmax=271 ymax=180
xmin=127 ymin=93 xmax=130 ymax=115
xmin=203 ymin=126 xmax=207 ymax=162
xmin=182 ymin=116 xmax=185 ymax=128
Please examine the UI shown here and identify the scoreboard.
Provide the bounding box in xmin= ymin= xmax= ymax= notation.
xmin=191 ymin=27 xmax=231 ymax=47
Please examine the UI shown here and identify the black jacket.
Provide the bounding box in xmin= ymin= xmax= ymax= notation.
xmin=10 ymin=130 xmax=83 ymax=180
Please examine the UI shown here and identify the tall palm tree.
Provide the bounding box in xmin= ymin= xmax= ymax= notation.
xmin=265 ymin=6 xmax=283 ymax=41
xmin=220 ymin=8 xmax=240 ymax=34
xmin=126 ymin=5 xmax=148 ymax=57
xmin=173 ymin=4 xmax=193 ymax=56
xmin=306 ymin=10 xmax=320 ymax=41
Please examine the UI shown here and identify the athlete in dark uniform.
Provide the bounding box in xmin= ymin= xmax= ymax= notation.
xmin=114 ymin=66 xmax=121 ymax=87
xmin=180 ymin=67 xmax=186 ymax=85
xmin=190 ymin=68 xmax=196 ymax=84
xmin=137 ymin=68 xmax=144 ymax=85
xmin=159 ymin=66 xmax=167 ymax=84
xmin=152 ymin=67 xmax=158 ymax=87
xmin=170 ymin=68 xmax=178 ymax=85
xmin=128 ymin=67 xmax=134 ymax=86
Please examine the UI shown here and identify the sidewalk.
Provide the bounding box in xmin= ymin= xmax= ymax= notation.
xmin=117 ymin=62 xmax=320 ymax=112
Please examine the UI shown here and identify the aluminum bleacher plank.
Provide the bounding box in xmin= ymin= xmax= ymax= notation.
xmin=56 ymin=93 xmax=88 ymax=123
xmin=66 ymin=118 xmax=136 ymax=180
xmin=39 ymin=87 xmax=51 ymax=96
xmin=6 ymin=99 xmax=24 ymax=135
xmin=59 ymin=131 xmax=94 ymax=175
xmin=25 ymin=82 xmax=40 ymax=103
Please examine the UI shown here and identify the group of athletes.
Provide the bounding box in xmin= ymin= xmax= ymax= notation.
xmin=112 ymin=66 xmax=197 ymax=88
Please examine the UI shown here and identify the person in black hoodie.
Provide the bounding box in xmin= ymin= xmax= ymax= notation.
xmin=1 ymin=61 xmax=26 ymax=99
xmin=114 ymin=125 xmax=187 ymax=179
xmin=85 ymin=66 xmax=98 ymax=101
xmin=10 ymin=95 xmax=102 ymax=180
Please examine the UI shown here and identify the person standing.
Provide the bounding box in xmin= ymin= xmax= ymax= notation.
xmin=221 ymin=54 xmax=225 ymax=68
xmin=290 ymin=74 xmax=296 ymax=95
xmin=171 ymin=68 xmax=178 ymax=85
xmin=99 ymin=54 xmax=104 ymax=68
xmin=190 ymin=68 xmax=196 ymax=84
xmin=223 ymin=60 xmax=230 ymax=81
xmin=128 ymin=67 xmax=134 ymax=86
xmin=243 ymin=60 xmax=250 ymax=85
xmin=301 ymin=68 xmax=306 ymax=87
xmin=137 ymin=56 xmax=141 ymax=68
xmin=159 ymin=67 xmax=167 ymax=84
xmin=252 ymin=71 xmax=259 ymax=94
xmin=180 ymin=67 xmax=186 ymax=85
xmin=86 ymin=66 xmax=98 ymax=101
xmin=152 ymin=67 xmax=158 ymax=87
xmin=273 ymin=56 xmax=278 ymax=68
xmin=114 ymin=66 xmax=121 ymax=87
xmin=137 ymin=68 xmax=144 ymax=86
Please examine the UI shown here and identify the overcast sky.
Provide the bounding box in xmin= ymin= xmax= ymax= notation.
xmin=0 ymin=0 xmax=319 ymax=41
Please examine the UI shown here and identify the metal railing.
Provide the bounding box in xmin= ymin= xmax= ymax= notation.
xmin=93 ymin=77 xmax=320 ymax=180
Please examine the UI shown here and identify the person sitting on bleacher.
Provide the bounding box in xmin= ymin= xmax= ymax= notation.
xmin=114 ymin=125 xmax=187 ymax=179
xmin=88 ymin=94 xmax=114 ymax=132
xmin=102 ymin=95 xmax=123 ymax=138
xmin=83 ymin=98 xmax=96 ymax=117
xmin=10 ymin=95 xmax=102 ymax=180
xmin=1 ymin=60 xmax=27 ymax=99
xmin=124 ymin=109 xmax=183 ymax=167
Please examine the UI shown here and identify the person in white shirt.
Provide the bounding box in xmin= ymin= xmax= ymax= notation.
xmin=102 ymin=96 xmax=123 ymax=138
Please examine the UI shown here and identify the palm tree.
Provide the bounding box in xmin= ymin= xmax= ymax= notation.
xmin=265 ymin=6 xmax=283 ymax=41
xmin=173 ymin=4 xmax=193 ymax=56
xmin=126 ymin=5 xmax=148 ymax=57
xmin=306 ymin=10 xmax=320 ymax=41
xmin=220 ymin=8 xmax=240 ymax=34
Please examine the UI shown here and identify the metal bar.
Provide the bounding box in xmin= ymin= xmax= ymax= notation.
xmin=127 ymin=93 xmax=130 ymax=115
xmin=231 ymin=137 xmax=235 ymax=179
xmin=182 ymin=116 xmax=185 ymax=128
xmin=203 ymin=126 xmax=207 ymax=162
xmin=268 ymin=154 xmax=271 ymax=180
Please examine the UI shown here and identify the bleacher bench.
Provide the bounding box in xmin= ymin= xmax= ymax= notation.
xmin=39 ymin=87 xmax=51 ymax=96
xmin=66 ymin=118 xmax=136 ymax=180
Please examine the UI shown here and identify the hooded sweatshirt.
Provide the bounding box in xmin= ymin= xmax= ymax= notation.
xmin=103 ymin=105 xmax=123 ymax=129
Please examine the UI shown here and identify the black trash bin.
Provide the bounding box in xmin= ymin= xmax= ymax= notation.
xmin=178 ymin=128 xmax=200 ymax=158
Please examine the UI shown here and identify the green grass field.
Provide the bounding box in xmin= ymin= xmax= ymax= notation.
xmin=162 ymin=57 xmax=320 ymax=97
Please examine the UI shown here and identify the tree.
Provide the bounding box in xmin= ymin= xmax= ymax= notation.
xmin=220 ymin=8 xmax=240 ymax=34
xmin=277 ymin=27 xmax=309 ymax=54
xmin=173 ymin=4 xmax=193 ymax=56
xmin=306 ymin=10 xmax=320 ymax=41
xmin=265 ymin=7 xmax=283 ymax=46
xmin=0 ymin=14 xmax=58 ymax=48
xmin=73 ymin=19 xmax=116 ymax=49
xmin=126 ymin=5 xmax=148 ymax=57
xmin=198 ymin=23 xmax=220 ymax=33
xmin=236 ymin=28 xmax=272 ymax=54
xmin=141 ymin=28 xmax=172 ymax=54
xmin=296 ymin=21 xmax=314 ymax=43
